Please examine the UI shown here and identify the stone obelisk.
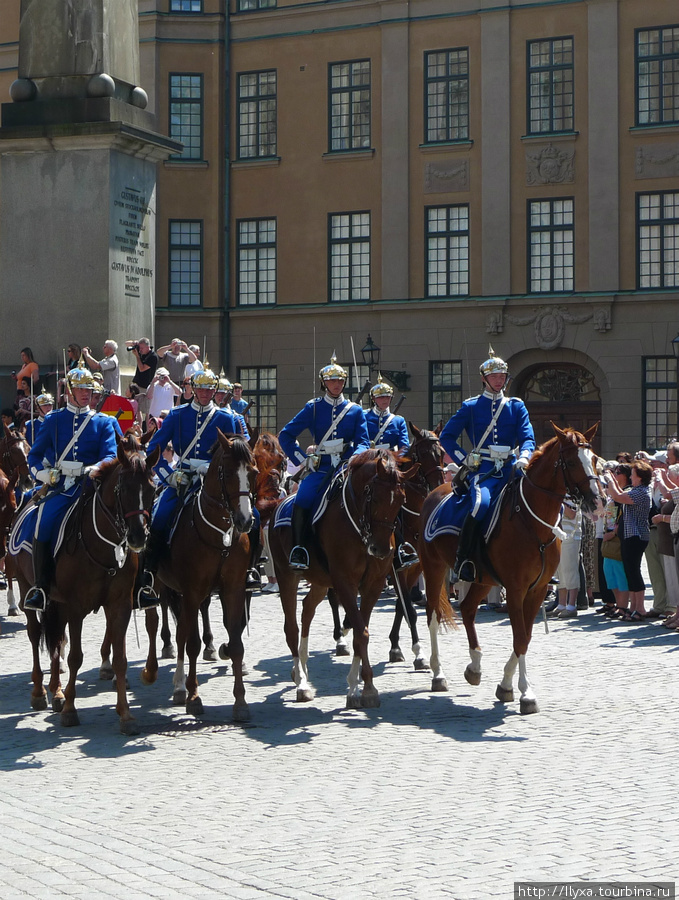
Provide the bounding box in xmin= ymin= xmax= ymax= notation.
xmin=0 ymin=0 xmax=181 ymax=382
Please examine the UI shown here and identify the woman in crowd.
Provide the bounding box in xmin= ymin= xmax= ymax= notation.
xmin=653 ymin=464 xmax=679 ymax=628
xmin=600 ymin=464 xmax=631 ymax=618
xmin=12 ymin=347 xmax=39 ymax=393
xmin=604 ymin=460 xmax=653 ymax=622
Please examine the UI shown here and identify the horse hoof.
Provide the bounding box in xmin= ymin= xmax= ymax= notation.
xmin=7 ymin=607 xmax=19 ymax=617
xmin=60 ymin=710 xmax=80 ymax=728
xmin=51 ymin=696 xmax=64 ymax=713
xmin=345 ymin=694 xmax=362 ymax=709
xmin=140 ymin=668 xmax=157 ymax=686
xmin=520 ymin=696 xmax=539 ymax=715
xmin=495 ymin=684 xmax=514 ymax=703
xmin=296 ymin=688 xmax=314 ymax=702
xmin=99 ymin=664 xmax=114 ymax=681
xmin=464 ymin=664 xmax=481 ymax=686
xmin=241 ymin=662 xmax=250 ymax=676
xmin=160 ymin=644 xmax=176 ymax=660
xmin=218 ymin=642 xmax=230 ymax=660
xmin=186 ymin=696 xmax=204 ymax=716
xmin=335 ymin=643 xmax=351 ymax=657
xmin=361 ymin=690 xmax=380 ymax=709
xmin=31 ymin=694 xmax=48 ymax=711
xmin=431 ymin=677 xmax=448 ymax=692
xmin=203 ymin=646 xmax=218 ymax=662
xmin=389 ymin=648 xmax=406 ymax=663
xmin=233 ymin=702 xmax=251 ymax=722
xmin=413 ymin=658 xmax=429 ymax=672
xmin=120 ymin=718 xmax=140 ymax=736
xmin=172 ymin=690 xmax=187 ymax=706
xmin=59 ymin=661 xmax=67 ymax=675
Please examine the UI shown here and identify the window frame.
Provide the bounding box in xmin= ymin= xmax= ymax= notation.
xmin=635 ymin=25 xmax=679 ymax=127
xmin=328 ymin=59 xmax=372 ymax=153
xmin=526 ymin=36 xmax=574 ymax=135
xmin=169 ymin=72 xmax=204 ymax=161
xmin=425 ymin=204 xmax=470 ymax=298
xmin=637 ymin=190 xmax=679 ymax=290
xmin=527 ymin=197 xmax=575 ymax=294
xmin=236 ymin=217 xmax=277 ymax=307
xmin=342 ymin=363 xmax=371 ymax=400
xmin=237 ymin=366 xmax=277 ymax=431
xmin=236 ymin=69 xmax=277 ymax=160
xmin=642 ymin=356 xmax=677 ymax=450
xmin=423 ymin=47 xmax=470 ymax=144
xmin=170 ymin=0 xmax=203 ymax=12
xmin=328 ymin=211 xmax=371 ymax=303
xmin=429 ymin=361 xmax=463 ymax=430
xmin=168 ymin=219 xmax=203 ymax=308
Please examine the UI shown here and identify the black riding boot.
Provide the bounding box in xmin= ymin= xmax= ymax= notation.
xmin=135 ymin=532 xmax=163 ymax=610
xmin=246 ymin=523 xmax=262 ymax=590
xmin=289 ymin=504 xmax=311 ymax=570
xmin=452 ymin=515 xmax=483 ymax=583
xmin=24 ymin=540 xmax=53 ymax=612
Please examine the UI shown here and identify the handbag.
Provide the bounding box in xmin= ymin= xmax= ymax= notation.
xmin=601 ymin=533 xmax=622 ymax=562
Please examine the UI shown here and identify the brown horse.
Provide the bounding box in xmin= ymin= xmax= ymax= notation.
xmin=140 ymin=431 xmax=258 ymax=721
xmin=12 ymin=440 xmax=159 ymax=733
xmin=0 ymin=467 xmax=19 ymax=629
xmin=269 ymin=449 xmax=416 ymax=708
xmin=419 ymin=423 xmax=603 ymax=714
xmin=0 ymin=424 xmax=32 ymax=494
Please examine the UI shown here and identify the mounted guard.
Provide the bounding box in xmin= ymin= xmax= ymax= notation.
xmin=24 ymin=388 xmax=55 ymax=445
xmin=278 ymin=355 xmax=370 ymax=569
xmin=365 ymin=378 xmax=417 ymax=570
xmin=23 ymin=365 xmax=119 ymax=611
xmin=439 ymin=346 xmax=535 ymax=582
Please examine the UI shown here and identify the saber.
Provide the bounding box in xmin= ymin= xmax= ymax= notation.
xmin=30 ymin=376 xmax=34 ymax=439
xmin=350 ymin=336 xmax=359 ymax=397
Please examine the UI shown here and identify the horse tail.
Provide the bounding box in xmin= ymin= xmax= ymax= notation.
xmin=41 ymin=600 xmax=65 ymax=658
xmin=430 ymin=580 xmax=457 ymax=631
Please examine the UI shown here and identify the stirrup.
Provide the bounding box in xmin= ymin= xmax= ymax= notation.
xmin=395 ymin=543 xmax=419 ymax=571
xmin=24 ymin=586 xmax=48 ymax=612
xmin=246 ymin=568 xmax=262 ymax=589
xmin=454 ymin=559 xmax=476 ymax=583
xmin=135 ymin=571 xmax=159 ymax=610
xmin=289 ymin=545 xmax=309 ymax=570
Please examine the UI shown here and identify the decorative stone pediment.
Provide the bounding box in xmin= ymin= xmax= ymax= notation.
xmin=424 ymin=159 xmax=469 ymax=193
xmin=525 ymin=144 xmax=574 ymax=185
xmin=488 ymin=304 xmax=611 ymax=349
xmin=635 ymin=144 xmax=679 ymax=179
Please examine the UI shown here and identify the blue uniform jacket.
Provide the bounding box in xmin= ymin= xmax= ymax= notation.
xmin=25 ymin=415 xmax=47 ymax=446
xmin=440 ymin=390 xmax=535 ymax=520
xmin=279 ymin=395 xmax=370 ymax=510
xmin=231 ymin=397 xmax=249 ymax=416
xmin=365 ymin=408 xmax=409 ymax=452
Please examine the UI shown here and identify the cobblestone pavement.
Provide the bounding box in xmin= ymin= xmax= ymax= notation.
xmin=1 ymin=577 xmax=677 ymax=900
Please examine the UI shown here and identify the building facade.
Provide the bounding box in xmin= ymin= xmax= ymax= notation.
xmin=1 ymin=0 xmax=678 ymax=456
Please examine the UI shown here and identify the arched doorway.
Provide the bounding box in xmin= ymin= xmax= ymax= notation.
xmin=512 ymin=363 xmax=602 ymax=454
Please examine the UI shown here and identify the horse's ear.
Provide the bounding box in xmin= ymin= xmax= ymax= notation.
xmin=584 ymin=422 xmax=599 ymax=442
xmin=400 ymin=463 xmax=420 ymax=481
xmin=248 ymin=425 xmax=259 ymax=449
xmin=409 ymin=421 xmax=421 ymax=439
xmin=117 ymin=441 xmax=130 ymax=468
xmin=217 ymin=428 xmax=230 ymax=450
xmin=3 ymin=422 xmax=12 ymax=439
xmin=146 ymin=446 xmax=161 ymax=469
xmin=434 ymin=420 xmax=444 ymax=436
xmin=375 ymin=454 xmax=387 ymax=477
xmin=550 ymin=420 xmax=566 ymax=439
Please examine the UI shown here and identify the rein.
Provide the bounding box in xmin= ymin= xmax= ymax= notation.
xmin=79 ymin=470 xmax=150 ymax=575
xmin=191 ymin=452 xmax=253 ymax=551
xmin=342 ymin=464 xmax=399 ymax=547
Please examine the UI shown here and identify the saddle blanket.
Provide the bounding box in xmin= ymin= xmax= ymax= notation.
xmin=423 ymin=484 xmax=507 ymax=544
xmin=9 ymin=499 xmax=77 ymax=559
xmin=273 ymin=467 xmax=345 ymax=530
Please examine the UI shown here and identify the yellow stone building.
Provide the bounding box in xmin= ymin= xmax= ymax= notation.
xmin=1 ymin=0 xmax=678 ymax=455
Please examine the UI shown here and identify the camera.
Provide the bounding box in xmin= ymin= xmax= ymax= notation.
xmin=127 ymin=342 xmax=140 ymax=352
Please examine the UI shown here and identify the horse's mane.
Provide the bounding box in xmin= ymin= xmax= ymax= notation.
xmin=527 ymin=427 xmax=584 ymax=471
xmin=349 ymin=448 xmax=399 ymax=479
xmin=209 ymin=434 xmax=255 ymax=463
xmin=255 ymin=432 xmax=285 ymax=471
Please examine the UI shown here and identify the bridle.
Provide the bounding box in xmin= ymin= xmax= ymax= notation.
xmin=193 ymin=447 xmax=256 ymax=550
xmin=342 ymin=462 xmax=404 ymax=548
xmin=0 ymin=434 xmax=30 ymax=485
xmin=407 ymin=432 xmax=445 ymax=491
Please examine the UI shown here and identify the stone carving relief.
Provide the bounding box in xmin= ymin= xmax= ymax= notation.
xmin=489 ymin=305 xmax=611 ymax=350
xmin=424 ymin=160 xmax=469 ymax=194
xmin=525 ymin=144 xmax=575 ymax=185
xmin=635 ymin=144 xmax=679 ymax=180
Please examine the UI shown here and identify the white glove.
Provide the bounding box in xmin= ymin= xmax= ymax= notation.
xmin=169 ymin=469 xmax=189 ymax=489
xmin=516 ymin=457 xmax=529 ymax=471
xmin=197 ymin=463 xmax=209 ymax=476
xmin=36 ymin=468 xmax=61 ymax=485
xmin=306 ymin=454 xmax=320 ymax=472
xmin=465 ymin=452 xmax=481 ymax=471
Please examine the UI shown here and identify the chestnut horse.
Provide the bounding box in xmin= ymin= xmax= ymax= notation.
xmin=0 ymin=424 xmax=32 ymax=494
xmin=0 ymin=467 xmax=19 ymax=629
xmin=140 ymin=431 xmax=257 ymax=721
xmin=419 ymin=423 xmax=602 ymax=714
xmin=11 ymin=440 xmax=159 ymax=733
xmin=269 ymin=449 xmax=416 ymax=708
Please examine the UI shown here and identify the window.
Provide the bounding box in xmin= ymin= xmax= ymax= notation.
xmin=237 ymin=219 xmax=276 ymax=306
xmin=637 ymin=192 xmax=679 ymax=289
xmin=169 ymin=74 xmax=203 ymax=160
xmin=169 ymin=220 xmax=202 ymax=306
xmin=238 ymin=0 xmax=276 ymax=9
xmin=238 ymin=367 xmax=277 ymax=431
xmin=636 ymin=26 xmax=679 ymax=126
xmin=643 ymin=357 xmax=677 ymax=450
xmin=527 ymin=37 xmax=574 ymax=134
xmin=329 ymin=60 xmax=371 ymax=151
xmin=430 ymin=361 xmax=462 ymax=427
xmin=424 ymin=48 xmax=469 ymax=143
xmin=237 ymin=71 xmax=277 ymax=159
xmin=329 ymin=212 xmax=370 ymax=302
xmin=170 ymin=0 xmax=202 ymax=11
xmin=528 ymin=198 xmax=574 ymax=292
xmin=342 ymin=364 xmax=371 ymax=400
xmin=426 ymin=205 xmax=469 ymax=297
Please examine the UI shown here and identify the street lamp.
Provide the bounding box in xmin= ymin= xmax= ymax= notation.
xmin=360 ymin=334 xmax=411 ymax=392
